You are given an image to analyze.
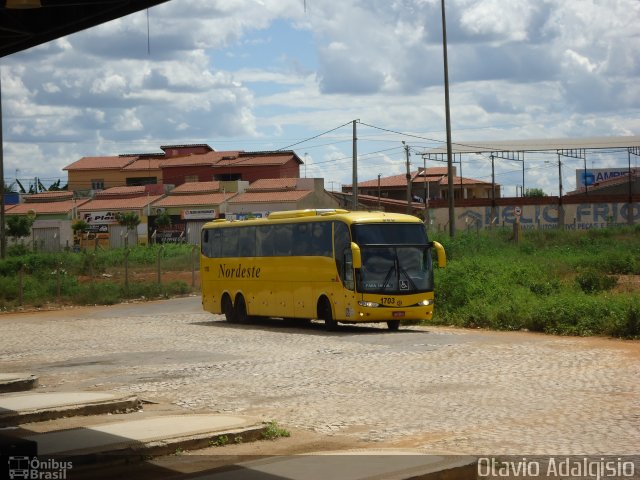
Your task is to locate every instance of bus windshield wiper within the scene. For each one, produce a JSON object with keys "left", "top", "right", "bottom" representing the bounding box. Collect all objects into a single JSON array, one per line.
[
  {"left": 398, "top": 265, "right": 417, "bottom": 291},
  {"left": 381, "top": 264, "right": 396, "bottom": 291}
]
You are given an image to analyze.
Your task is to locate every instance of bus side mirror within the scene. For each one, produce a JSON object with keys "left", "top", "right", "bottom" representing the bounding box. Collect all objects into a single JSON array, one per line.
[
  {"left": 432, "top": 241, "right": 446, "bottom": 268},
  {"left": 350, "top": 242, "right": 362, "bottom": 269}
]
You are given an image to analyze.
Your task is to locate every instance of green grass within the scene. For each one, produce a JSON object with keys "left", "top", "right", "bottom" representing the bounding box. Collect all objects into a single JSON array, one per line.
[
  {"left": 0, "top": 244, "right": 197, "bottom": 311},
  {"left": 430, "top": 225, "right": 640, "bottom": 339}
]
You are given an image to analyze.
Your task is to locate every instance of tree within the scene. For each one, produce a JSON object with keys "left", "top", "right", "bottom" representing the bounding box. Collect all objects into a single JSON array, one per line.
[
  {"left": 524, "top": 188, "right": 547, "bottom": 197},
  {"left": 71, "top": 219, "right": 89, "bottom": 235},
  {"left": 115, "top": 212, "right": 140, "bottom": 248},
  {"left": 155, "top": 210, "right": 172, "bottom": 229},
  {"left": 6, "top": 215, "right": 34, "bottom": 242},
  {"left": 2, "top": 182, "right": 16, "bottom": 193},
  {"left": 48, "top": 179, "right": 68, "bottom": 191}
]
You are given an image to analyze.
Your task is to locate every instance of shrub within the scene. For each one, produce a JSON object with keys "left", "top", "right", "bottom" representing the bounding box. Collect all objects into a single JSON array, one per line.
[{"left": 575, "top": 269, "right": 617, "bottom": 294}]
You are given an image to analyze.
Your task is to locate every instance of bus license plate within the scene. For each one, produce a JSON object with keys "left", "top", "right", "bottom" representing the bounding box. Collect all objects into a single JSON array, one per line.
[{"left": 392, "top": 311, "right": 405, "bottom": 318}]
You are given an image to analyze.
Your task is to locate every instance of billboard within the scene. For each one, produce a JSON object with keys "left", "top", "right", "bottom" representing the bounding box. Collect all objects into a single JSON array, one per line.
[{"left": 576, "top": 168, "right": 636, "bottom": 189}]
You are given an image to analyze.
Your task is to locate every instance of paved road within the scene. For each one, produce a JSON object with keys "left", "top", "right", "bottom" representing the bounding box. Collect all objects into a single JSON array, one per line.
[{"left": 1, "top": 296, "right": 638, "bottom": 455}]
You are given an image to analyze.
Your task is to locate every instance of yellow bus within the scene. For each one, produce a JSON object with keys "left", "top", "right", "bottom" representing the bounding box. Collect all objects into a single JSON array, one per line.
[{"left": 200, "top": 209, "right": 446, "bottom": 330}]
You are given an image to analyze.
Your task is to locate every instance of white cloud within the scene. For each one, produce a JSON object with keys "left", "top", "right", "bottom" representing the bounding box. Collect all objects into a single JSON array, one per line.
[{"left": 114, "top": 109, "right": 143, "bottom": 132}]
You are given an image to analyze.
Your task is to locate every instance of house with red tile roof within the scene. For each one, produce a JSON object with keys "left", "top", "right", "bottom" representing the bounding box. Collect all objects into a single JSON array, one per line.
[
  {"left": 344, "top": 167, "right": 497, "bottom": 204},
  {"left": 76, "top": 186, "right": 163, "bottom": 248},
  {"left": 63, "top": 144, "right": 303, "bottom": 194},
  {"left": 5, "top": 191, "right": 90, "bottom": 251},
  {"left": 225, "top": 178, "right": 339, "bottom": 218},
  {"left": 148, "top": 180, "right": 248, "bottom": 244}
]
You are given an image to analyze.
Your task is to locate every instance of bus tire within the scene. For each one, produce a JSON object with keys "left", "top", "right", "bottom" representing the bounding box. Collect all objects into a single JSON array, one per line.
[
  {"left": 319, "top": 298, "right": 337, "bottom": 331},
  {"left": 387, "top": 320, "right": 400, "bottom": 331},
  {"left": 234, "top": 295, "right": 248, "bottom": 324},
  {"left": 222, "top": 295, "right": 236, "bottom": 323}
]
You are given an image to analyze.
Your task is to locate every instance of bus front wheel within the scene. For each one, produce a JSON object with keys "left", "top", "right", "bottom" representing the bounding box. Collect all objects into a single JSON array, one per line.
[
  {"left": 319, "top": 299, "right": 337, "bottom": 331},
  {"left": 387, "top": 320, "right": 400, "bottom": 331}
]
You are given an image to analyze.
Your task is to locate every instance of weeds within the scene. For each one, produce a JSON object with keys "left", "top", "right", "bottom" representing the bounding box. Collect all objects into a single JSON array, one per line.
[
  {"left": 431, "top": 226, "right": 640, "bottom": 339},
  {"left": 0, "top": 244, "right": 196, "bottom": 309},
  {"left": 261, "top": 421, "right": 291, "bottom": 440}
]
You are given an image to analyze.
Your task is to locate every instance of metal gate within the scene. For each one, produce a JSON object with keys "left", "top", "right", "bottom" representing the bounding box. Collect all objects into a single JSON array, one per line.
[
  {"left": 186, "top": 221, "right": 207, "bottom": 245},
  {"left": 109, "top": 225, "right": 138, "bottom": 249},
  {"left": 33, "top": 227, "right": 61, "bottom": 252}
]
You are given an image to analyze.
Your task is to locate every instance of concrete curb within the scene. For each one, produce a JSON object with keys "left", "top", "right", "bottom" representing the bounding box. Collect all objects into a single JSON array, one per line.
[
  {"left": 0, "top": 373, "right": 38, "bottom": 394},
  {"left": 0, "top": 392, "right": 140, "bottom": 427},
  {"left": 25, "top": 414, "right": 268, "bottom": 465},
  {"left": 190, "top": 450, "right": 478, "bottom": 480}
]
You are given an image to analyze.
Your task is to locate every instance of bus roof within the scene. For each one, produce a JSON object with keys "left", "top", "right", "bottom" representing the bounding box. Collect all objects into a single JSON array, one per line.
[{"left": 203, "top": 209, "right": 424, "bottom": 228}]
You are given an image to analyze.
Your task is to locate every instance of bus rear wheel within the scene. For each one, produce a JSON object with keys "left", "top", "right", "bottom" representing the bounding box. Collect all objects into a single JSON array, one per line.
[
  {"left": 222, "top": 296, "right": 236, "bottom": 323},
  {"left": 319, "top": 299, "right": 337, "bottom": 331},
  {"left": 386, "top": 320, "right": 400, "bottom": 331},
  {"left": 234, "top": 295, "right": 248, "bottom": 324}
]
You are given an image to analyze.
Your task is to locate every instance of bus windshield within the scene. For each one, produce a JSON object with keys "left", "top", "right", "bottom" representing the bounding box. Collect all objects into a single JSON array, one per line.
[{"left": 352, "top": 223, "right": 433, "bottom": 294}]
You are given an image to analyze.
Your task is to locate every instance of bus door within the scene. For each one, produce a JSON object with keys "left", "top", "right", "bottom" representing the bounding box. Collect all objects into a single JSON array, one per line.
[{"left": 332, "top": 221, "right": 356, "bottom": 321}]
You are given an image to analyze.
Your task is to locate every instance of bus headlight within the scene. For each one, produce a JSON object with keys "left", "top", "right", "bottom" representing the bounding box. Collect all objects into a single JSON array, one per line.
[
  {"left": 358, "top": 301, "right": 380, "bottom": 308},
  {"left": 417, "top": 299, "right": 433, "bottom": 306}
]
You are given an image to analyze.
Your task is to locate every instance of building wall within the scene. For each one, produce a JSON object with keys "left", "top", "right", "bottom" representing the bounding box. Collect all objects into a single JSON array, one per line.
[
  {"left": 67, "top": 170, "right": 130, "bottom": 192},
  {"left": 160, "top": 159, "right": 300, "bottom": 186},
  {"left": 428, "top": 200, "right": 640, "bottom": 232}
]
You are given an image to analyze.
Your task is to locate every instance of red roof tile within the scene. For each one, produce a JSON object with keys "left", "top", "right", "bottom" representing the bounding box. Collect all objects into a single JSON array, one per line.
[
  {"left": 440, "top": 176, "right": 490, "bottom": 186},
  {"left": 63, "top": 156, "right": 135, "bottom": 171},
  {"left": 228, "top": 153, "right": 296, "bottom": 167},
  {"left": 95, "top": 186, "right": 146, "bottom": 197},
  {"left": 169, "top": 181, "right": 221, "bottom": 194},
  {"left": 356, "top": 172, "right": 411, "bottom": 188},
  {"left": 152, "top": 192, "right": 232, "bottom": 207},
  {"left": 121, "top": 158, "right": 165, "bottom": 170},
  {"left": 160, "top": 151, "right": 241, "bottom": 168},
  {"left": 7, "top": 199, "right": 90, "bottom": 215},
  {"left": 23, "top": 191, "right": 73, "bottom": 202},
  {"left": 229, "top": 191, "right": 311, "bottom": 203},
  {"left": 78, "top": 195, "right": 163, "bottom": 211},
  {"left": 247, "top": 178, "right": 298, "bottom": 191}
]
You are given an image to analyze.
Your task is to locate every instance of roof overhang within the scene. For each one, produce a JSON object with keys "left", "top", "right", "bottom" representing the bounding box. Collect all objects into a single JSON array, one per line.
[
  {"left": 0, "top": 0, "right": 170, "bottom": 58},
  {"left": 423, "top": 136, "right": 640, "bottom": 156}
]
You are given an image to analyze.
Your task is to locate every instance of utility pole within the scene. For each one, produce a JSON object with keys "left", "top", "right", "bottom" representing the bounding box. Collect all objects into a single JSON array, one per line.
[
  {"left": 558, "top": 155, "right": 564, "bottom": 229},
  {"left": 377, "top": 174, "right": 381, "bottom": 209},
  {"left": 441, "top": 0, "right": 455, "bottom": 237},
  {"left": 491, "top": 154, "right": 496, "bottom": 227},
  {"left": 352, "top": 120, "right": 358, "bottom": 210},
  {"left": 404, "top": 142, "right": 411, "bottom": 213},
  {"left": 0, "top": 72, "right": 4, "bottom": 259}
]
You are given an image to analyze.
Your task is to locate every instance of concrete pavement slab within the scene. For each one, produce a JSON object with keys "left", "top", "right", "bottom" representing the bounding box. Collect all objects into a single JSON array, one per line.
[
  {"left": 0, "top": 372, "right": 38, "bottom": 393},
  {"left": 0, "top": 391, "right": 139, "bottom": 426},
  {"left": 191, "top": 450, "right": 478, "bottom": 480},
  {"left": 27, "top": 414, "right": 266, "bottom": 457}
]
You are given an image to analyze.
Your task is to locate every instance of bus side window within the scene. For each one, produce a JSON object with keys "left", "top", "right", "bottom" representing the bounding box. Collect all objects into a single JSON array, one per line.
[
  {"left": 257, "top": 225, "right": 274, "bottom": 256},
  {"left": 311, "top": 222, "right": 331, "bottom": 256},
  {"left": 293, "top": 223, "right": 310, "bottom": 256},
  {"left": 238, "top": 226, "right": 256, "bottom": 257},
  {"left": 221, "top": 228, "right": 239, "bottom": 257},
  {"left": 273, "top": 224, "right": 292, "bottom": 256}
]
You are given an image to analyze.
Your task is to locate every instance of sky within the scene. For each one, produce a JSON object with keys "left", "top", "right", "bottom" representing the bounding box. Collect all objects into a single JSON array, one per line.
[{"left": 2, "top": 0, "right": 640, "bottom": 197}]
